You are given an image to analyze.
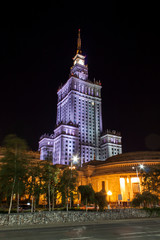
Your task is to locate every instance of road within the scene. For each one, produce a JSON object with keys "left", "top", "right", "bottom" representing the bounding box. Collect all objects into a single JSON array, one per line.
[{"left": 0, "top": 218, "right": 160, "bottom": 239}]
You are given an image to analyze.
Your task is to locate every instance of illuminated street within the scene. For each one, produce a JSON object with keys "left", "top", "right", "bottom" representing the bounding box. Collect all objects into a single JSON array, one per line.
[{"left": 1, "top": 218, "right": 160, "bottom": 240}]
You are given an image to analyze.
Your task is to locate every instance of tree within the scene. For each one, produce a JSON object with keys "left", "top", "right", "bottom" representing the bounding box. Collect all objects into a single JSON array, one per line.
[
  {"left": 78, "top": 184, "right": 95, "bottom": 211},
  {"left": 95, "top": 191, "right": 108, "bottom": 211},
  {"left": 42, "top": 160, "right": 60, "bottom": 211},
  {"left": 131, "top": 191, "right": 159, "bottom": 208},
  {"left": 27, "top": 160, "right": 44, "bottom": 212},
  {"left": 50, "top": 165, "right": 60, "bottom": 211},
  {"left": 0, "top": 134, "right": 29, "bottom": 214},
  {"left": 142, "top": 165, "right": 160, "bottom": 194},
  {"left": 58, "top": 168, "right": 78, "bottom": 211}
]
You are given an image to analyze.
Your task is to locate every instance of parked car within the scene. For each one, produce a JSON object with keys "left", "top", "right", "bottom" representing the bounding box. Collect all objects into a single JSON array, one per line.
[{"left": 19, "top": 204, "right": 31, "bottom": 210}]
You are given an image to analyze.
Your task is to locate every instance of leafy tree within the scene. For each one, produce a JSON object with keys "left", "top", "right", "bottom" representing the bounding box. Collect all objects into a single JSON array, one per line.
[
  {"left": 42, "top": 159, "right": 60, "bottom": 211},
  {"left": 78, "top": 184, "right": 95, "bottom": 211},
  {"left": 58, "top": 168, "right": 78, "bottom": 211},
  {"left": 0, "top": 134, "right": 29, "bottom": 213},
  {"left": 142, "top": 165, "right": 160, "bottom": 194},
  {"left": 27, "top": 160, "right": 44, "bottom": 212},
  {"left": 131, "top": 193, "right": 143, "bottom": 207},
  {"left": 50, "top": 165, "right": 60, "bottom": 211},
  {"left": 95, "top": 191, "right": 108, "bottom": 211},
  {"left": 131, "top": 191, "right": 159, "bottom": 208}
]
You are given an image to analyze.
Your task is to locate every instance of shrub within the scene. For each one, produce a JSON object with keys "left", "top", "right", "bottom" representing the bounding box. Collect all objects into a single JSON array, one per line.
[
  {"left": 131, "top": 191, "right": 159, "bottom": 208},
  {"left": 95, "top": 191, "right": 108, "bottom": 211}
]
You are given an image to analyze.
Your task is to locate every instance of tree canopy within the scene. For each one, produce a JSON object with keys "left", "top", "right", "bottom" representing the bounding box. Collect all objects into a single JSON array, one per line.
[
  {"left": 95, "top": 191, "right": 108, "bottom": 211},
  {"left": 142, "top": 165, "right": 160, "bottom": 194},
  {"left": 58, "top": 167, "right": 78, "bottom": 210},
  {"left": 78, "top": 184, "right": 95, "bottom": 211},
  {"left": 0, "top": 134, "right": 29, "bottom": 213}
]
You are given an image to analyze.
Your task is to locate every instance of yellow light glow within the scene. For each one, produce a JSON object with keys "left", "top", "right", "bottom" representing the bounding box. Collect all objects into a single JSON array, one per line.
[
  {"left": 131, "top": 177, "right": 140, "bottom": 183},
  {"left": 127, "top": 178, "right": 129, "bottom": 183},
  {"left": 107, "top": 190, "right": 112, "bottom": 196},
  {"left": 69, "top": 166, "right": 75, "bottom": 170}
]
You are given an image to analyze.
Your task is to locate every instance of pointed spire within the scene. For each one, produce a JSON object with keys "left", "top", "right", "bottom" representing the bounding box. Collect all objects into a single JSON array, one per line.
[{"left": 77, "top": 29, "right": 82, "bottom": 54}]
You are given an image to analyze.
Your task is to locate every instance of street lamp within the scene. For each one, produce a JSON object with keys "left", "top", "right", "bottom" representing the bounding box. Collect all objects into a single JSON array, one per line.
[
  {"left": 132, "top": 164, "right": 144, "bottom": 178},
  {"left": 68, "top": 155, "right": 79, "bottom": 210},
  {"left": 69, "top": 155, "right": 79, "bottom": 170},
  {"left": 139, "top": 164, "right": 144, "bottom": 170},
  {"left": 73, "top": 155, "right": 78, "bottom": 163},
  {"left": 132, "top": 164, "right": 144, "bottom": 192}
]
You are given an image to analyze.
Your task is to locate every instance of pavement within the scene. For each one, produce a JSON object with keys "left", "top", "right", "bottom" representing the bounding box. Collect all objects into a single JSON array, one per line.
[
  {"left": 0, "top": 217, "right": 159, "bottom": 231},
  {"left": 0, "top": 218, "right": 160, "bottom": 239}
]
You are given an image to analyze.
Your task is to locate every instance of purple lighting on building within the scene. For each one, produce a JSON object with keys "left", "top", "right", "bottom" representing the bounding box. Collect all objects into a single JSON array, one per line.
[{"left": 39, "top": 31, "right": 122, "bottom": 165}]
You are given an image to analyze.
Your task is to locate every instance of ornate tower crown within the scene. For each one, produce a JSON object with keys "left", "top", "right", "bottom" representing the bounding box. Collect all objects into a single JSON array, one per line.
[
  {"left": 73, "top": 29, "right": 85, "bottom": 66},
  {"left": 71, "top": 29, "right": 88, "bottom": 81}
]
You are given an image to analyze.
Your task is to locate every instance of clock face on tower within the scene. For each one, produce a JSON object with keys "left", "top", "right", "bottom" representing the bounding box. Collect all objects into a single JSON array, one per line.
[
  {"left": 77, "top": 58, "right": 84, "bottom": 65},
  {"left": 74, "top": 57, "right": 84, "bottom": 66}
]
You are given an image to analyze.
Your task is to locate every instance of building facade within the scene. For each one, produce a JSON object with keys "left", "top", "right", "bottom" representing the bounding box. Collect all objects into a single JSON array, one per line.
[
  {"left": 39, "top": 30, "right": 122, "bottom": 165},
  {"left": 78, "top": 151, "right": 160, "bottom": 204}
]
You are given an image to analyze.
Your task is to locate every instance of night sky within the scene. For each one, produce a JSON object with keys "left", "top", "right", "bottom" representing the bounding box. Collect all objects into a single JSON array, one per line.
[{"left": 0, "top": 2, "right": 160, "bottom": 153}]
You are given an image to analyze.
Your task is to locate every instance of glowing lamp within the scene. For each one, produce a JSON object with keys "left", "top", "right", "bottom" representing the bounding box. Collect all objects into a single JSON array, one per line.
[
  {"left": 73, "top": 155, "right": 78, "bottom": 163},
  {"left": 69, "top": 166, "right": 75, "bottom": 170},
  {"left": 139, "top": 164, "right": 144, "bottom": 169},
  {"left": 107, "top": 190, "right": 112, "bottom": 196}
]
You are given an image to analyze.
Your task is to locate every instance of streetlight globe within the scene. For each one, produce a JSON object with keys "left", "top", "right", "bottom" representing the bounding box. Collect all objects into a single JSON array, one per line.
[
  {"left": 73, "top": 155, "right": 78, "bottom": 163},
  {"left": 139, "top": 164, "right": 144, "bottom": 169},
  {"left": 107, "top": 190, "right": 112, "bottom": 196}
]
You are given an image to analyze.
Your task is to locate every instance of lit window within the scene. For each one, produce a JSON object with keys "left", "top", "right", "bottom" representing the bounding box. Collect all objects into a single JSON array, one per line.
[
  {"left": 131, "top": 177, "right": 140, "bottom": 183},
  {"left": 120, "top": 178, "right": 125, "bottom": 193}
]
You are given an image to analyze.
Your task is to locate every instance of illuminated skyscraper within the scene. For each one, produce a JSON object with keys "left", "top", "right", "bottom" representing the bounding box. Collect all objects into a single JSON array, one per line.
[{"left": 39, "top": 30, "right": 122, "bottom": 164}]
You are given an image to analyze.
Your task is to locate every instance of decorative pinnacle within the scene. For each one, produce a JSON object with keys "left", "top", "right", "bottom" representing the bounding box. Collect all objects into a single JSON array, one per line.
[{"left": 77, "top": 29, "right": 82, "bottom": 53}]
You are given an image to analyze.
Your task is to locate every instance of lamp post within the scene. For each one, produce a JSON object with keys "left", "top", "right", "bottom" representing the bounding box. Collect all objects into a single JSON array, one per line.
[
  {"left": 132, "top": 164, "right": 144, "bottom": 192},
  {"left": 68, "top": 155, "right": 79, "bottom": 209},
  {"left": 132, "top": 164, "right": 144, "bottom": 177},
  {"left": 69, "top": 155, "right": 78, "bottom": 175}
]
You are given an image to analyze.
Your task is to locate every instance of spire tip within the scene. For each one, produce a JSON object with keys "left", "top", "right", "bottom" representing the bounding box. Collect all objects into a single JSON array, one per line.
[{"left": 77, "top": 29, "right": 81, "bottom": 53}]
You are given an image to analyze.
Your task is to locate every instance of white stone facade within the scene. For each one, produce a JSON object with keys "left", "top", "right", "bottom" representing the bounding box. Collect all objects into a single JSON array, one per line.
[
  {"left": 39, "top": 30, "right": 122, "bottom": 164},
  {"left": 101, "top": 130, "right": 122, "bottom": 160}
]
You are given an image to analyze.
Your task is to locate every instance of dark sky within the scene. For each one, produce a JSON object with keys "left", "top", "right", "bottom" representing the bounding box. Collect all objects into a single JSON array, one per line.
[{"left": 0, "top": 2, "right": 160, "bottom": 153}]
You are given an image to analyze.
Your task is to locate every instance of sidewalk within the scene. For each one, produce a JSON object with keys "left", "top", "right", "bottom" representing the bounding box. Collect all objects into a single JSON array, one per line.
[{"left": 0, "top": 217, "right": 160, "bottom": 231}]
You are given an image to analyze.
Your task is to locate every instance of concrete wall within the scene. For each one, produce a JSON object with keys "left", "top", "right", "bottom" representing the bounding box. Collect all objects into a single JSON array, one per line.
[{"left": 0, "top": 209, "right": 159, "bottom": 226}]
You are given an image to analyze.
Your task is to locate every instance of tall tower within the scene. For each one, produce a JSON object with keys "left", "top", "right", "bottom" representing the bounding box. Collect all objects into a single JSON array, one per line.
[
  {"left": 39, "top": 30, "right": 122, "bottom": 164},
  {"left": 55, "top": 29, "right": 102, "bottom": 164}
]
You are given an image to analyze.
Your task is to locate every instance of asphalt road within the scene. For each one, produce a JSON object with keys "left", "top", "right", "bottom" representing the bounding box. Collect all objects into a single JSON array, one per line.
[{"left": 1, "top": 218, "right": 160, "bottom": 240}]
